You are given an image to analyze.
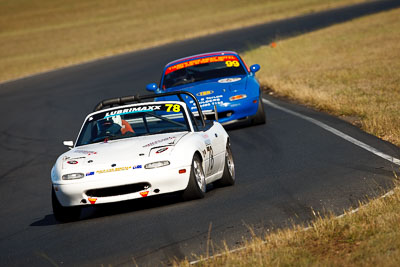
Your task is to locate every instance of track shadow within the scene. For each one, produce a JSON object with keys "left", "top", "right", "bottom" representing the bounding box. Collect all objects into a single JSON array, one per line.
[
  {"left": 30, "top": 193, "right": 183, "bottom": 226},
  {"left": 31, "top": 184, "right": 218, "bottom": 226},
  {"left": 31, "top": 214, "right": 59, "bottom": 226}
]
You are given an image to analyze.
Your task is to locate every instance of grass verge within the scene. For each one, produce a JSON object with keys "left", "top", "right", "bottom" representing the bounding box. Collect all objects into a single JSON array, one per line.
[
  {"left": 177, "top": 184, "right": 400, "bottom": 266},
  {"left": 0, "top": 0, "right": 365, "bottom": 83},
  {"left": 243, "top": 7, "right": 400, "bottom": 146},
  {"left": 175, "top": 7, "right": 400, "bottom": 267}
]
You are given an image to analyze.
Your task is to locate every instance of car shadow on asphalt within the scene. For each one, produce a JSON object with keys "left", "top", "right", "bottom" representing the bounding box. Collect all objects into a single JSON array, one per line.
[
  {"left": 223, "top": 119, "right": 266, "bottom": 132},
  {"left": 31, "top": 184, "right": 217, "bottom": 226}
]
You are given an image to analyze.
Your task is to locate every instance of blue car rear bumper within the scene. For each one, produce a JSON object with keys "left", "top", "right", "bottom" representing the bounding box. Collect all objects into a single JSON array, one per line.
[{"left": 196, "top": 96, "right": 259, "bottom": 124}]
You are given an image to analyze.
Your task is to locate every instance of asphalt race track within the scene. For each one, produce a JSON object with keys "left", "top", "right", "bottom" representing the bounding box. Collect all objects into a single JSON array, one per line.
[{"left": 1, "top": 1, "right": 400, "bottom": 266}]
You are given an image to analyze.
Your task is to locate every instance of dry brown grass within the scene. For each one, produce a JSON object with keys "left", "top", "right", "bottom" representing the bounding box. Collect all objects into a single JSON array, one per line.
[
  {"left": 176, "top": 184, "right": 400, "bottom": 266},
  {"left": 172, "top": 8, "right": 400, "bottom": 267},
  {"left": 243, "top": 8, "right": 400, "bottom": 146},
  {"left": 0, "top": 0, "right": 365, "bottom": 82}
]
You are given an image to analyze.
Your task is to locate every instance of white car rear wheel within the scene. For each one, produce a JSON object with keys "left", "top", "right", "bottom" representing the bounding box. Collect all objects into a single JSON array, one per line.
[{"left": 215, "top": 142, "right": 235, "bottom": 186}]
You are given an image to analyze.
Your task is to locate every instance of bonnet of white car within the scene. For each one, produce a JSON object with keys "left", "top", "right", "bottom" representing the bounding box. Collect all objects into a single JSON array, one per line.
[{"left": 61, "top": 132, "right": 188, "bottom": 169}]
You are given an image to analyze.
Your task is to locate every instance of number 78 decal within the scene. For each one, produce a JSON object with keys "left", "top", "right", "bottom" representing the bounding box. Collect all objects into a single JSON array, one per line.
[{"left": 165, "top": 104, "right": 181, "bottom": 112}]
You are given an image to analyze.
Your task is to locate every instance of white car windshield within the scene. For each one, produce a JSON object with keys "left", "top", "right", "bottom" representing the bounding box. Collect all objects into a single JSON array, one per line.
[{"left": 76, "top": 103, "right": 190, "bottom": 146}]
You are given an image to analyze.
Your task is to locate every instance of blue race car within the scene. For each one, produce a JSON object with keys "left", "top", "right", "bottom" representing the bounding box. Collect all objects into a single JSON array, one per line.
[{"left": 146, "top": 51, "right": 265, "bottom": 126}]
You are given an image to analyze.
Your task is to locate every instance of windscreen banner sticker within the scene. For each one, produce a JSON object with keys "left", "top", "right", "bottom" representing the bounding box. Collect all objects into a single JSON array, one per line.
[
  {"left": 104, "top": 105, "right": 161, "bottom": 118},
  {"left": 165, "top": 55, "right": 240, "bottom": 75}
]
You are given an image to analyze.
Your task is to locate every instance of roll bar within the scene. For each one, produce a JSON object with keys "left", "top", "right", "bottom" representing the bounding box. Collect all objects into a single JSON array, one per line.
[{"left": 93, "top": 91, "right": 206, "bottom": 127}]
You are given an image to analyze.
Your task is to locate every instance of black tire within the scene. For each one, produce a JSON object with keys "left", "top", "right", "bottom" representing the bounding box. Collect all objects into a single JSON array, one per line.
[
  {"left": 182, "top": 154, "right": 206, "bottom": 200},
  {"left": 215, "top": 142, "right": 235, "bottom": 186},
  {"left": 52, "top": 187, "right": 81, "bottom": 222},
  {"left": 252, "top": 97, "right": 266, "bottom": 125}
]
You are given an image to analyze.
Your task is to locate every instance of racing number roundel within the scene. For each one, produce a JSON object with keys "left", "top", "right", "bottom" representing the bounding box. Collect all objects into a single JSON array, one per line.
[{"left": 225, "top": 60, "right": 240, "bottom": 67}]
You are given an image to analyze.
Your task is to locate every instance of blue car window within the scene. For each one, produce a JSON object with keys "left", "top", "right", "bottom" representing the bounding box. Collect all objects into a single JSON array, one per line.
[{"left": 162, "top": 56, "right": 246, "bottom": 89}]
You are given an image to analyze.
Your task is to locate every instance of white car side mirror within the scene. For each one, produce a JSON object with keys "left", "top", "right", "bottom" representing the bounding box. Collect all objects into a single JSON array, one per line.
[{"left": 63, "top": 141, "right": 74, "bottom": 149}]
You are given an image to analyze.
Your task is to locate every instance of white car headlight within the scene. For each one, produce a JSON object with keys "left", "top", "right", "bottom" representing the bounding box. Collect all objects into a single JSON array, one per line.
[
  {"left": 62, "top": 173, "right": 84, "bottom": 180},
  {"left": 144, "top": 161, "right": 170, "bottom": 169}
]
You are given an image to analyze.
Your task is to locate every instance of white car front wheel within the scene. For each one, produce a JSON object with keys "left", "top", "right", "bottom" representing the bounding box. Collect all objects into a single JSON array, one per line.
[
  {"left": 52, "top": 187, "right": 81, "bottom": 222},
  {"left": 182, "top": 154, "right": 206, "bottom": 200}
]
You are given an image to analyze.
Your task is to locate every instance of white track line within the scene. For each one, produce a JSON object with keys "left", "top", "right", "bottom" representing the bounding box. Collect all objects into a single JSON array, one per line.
[
  {"left": 262, "top": 98, "right": 400, "bottom": 166},
  {"left": 189, "top": 99, "right": 400, "bottom": 265}
]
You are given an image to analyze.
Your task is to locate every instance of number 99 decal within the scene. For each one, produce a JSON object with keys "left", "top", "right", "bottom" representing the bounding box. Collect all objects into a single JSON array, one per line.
[{"left": 225, "top": 60, "right": 240, "bottom": 67}]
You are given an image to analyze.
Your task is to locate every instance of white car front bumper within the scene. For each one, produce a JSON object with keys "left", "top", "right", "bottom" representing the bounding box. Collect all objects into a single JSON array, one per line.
[{"left": 53, "top": 165, "right": 191, "bottom": 207}]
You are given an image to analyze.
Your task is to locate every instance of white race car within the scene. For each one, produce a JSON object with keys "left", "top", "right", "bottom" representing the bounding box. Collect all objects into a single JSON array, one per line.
[{"left": 51, "top": 92, "right": 235, "bottom": 221}]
